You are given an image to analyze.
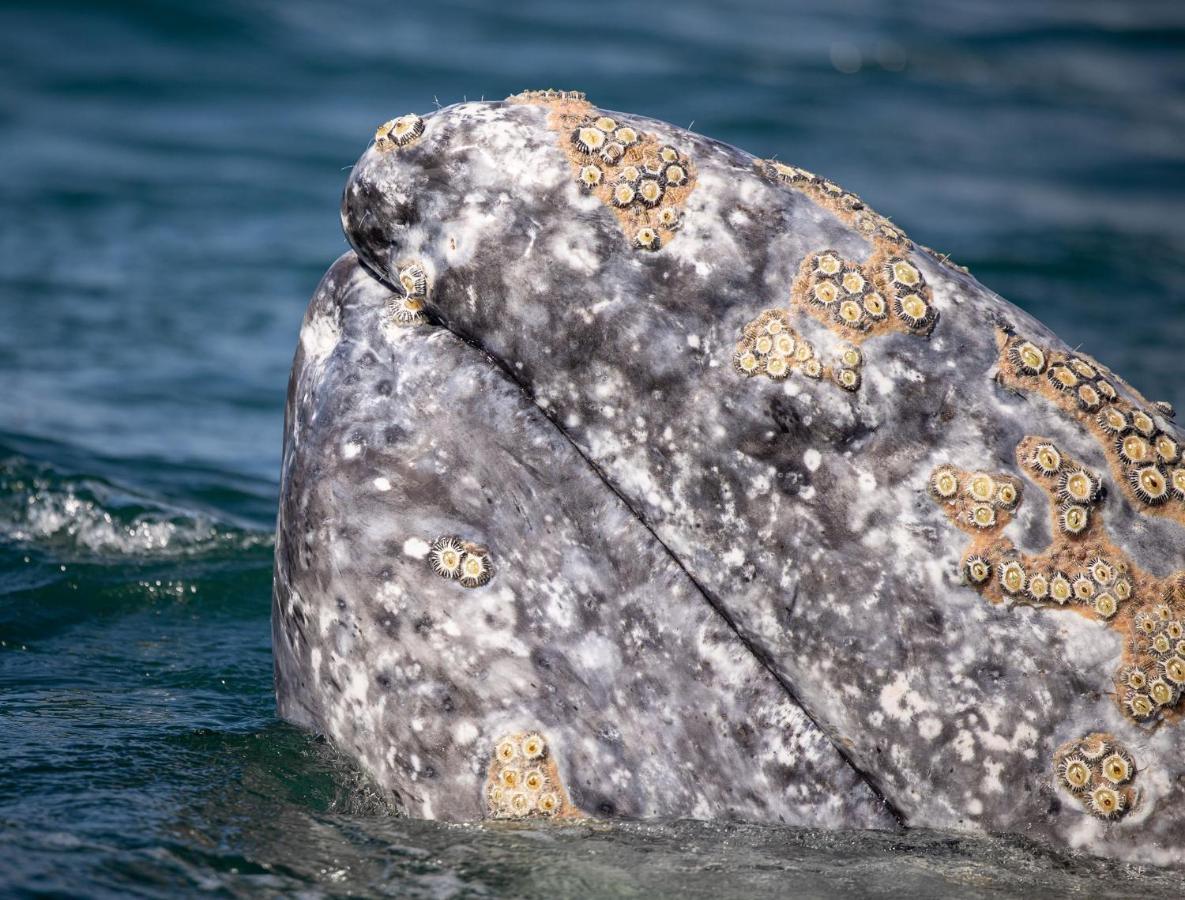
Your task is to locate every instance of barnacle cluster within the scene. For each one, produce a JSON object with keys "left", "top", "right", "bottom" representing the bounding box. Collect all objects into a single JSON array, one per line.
[
  {"left": 789, "top": 247, "right": 936, "bottom": 343},
  {"left": 733, "top": 309, "right": 820, "bottom": 382},
  {"left": 506, "top": 88, "right": 588, "bottom": 104},
  {"left": 1053, "top": 733, "right": 1137, "bottom": 821},
  {"left": 544, "top": 98, "right": 695, "bottom": 251},
  {"left": 485, "top": 731, "right": 569, "bottom": 820},
  {"left": 930, "top": 437, "right": 1185, "bottom": 724},
  {"left": 428, "top": 535, "right": 494, "bottom": 588},
  {"left": 385, "top": 262, "right": 430, "bottom": 327},
  {"left": 999, "top": 332, "right": 1185, "bottom": 522},
  {"left": 374, "top": 114, "right": 425, "bottom": 151}
]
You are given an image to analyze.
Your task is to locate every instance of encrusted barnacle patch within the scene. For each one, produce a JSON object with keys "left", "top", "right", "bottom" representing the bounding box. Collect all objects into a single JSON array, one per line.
[
  {"left": 1053, "top": 734, "right": 1137, "bottom": 821},
  {"left": 790, "top": 249, "right": 938, "bottom": 344},
  {"left": 930, "top": 436, "right": 1185, "bottom": 724},
  {"left": 385, "top": 262, "right": 430, "bottom": 327},
  {"left": 998, "top": 331, "right": 1185, "bottom": 525},
  {"left": 732, "top": 309, "right": 866, "bottom": 393},
  {"left": 544, "top": 97, "right": 695, "bottom": 251},
  {"left": 374, "top": 114, "right": 425, "bottom": 151},
  {"left": 505, "top": 88, "right": 588, "bottom": 105},
  {"left": 428, "top": 535, "right": 494, "bottom": 588},
  {"left": 485, "top": 731, "right": 573, "bottom": 820}
]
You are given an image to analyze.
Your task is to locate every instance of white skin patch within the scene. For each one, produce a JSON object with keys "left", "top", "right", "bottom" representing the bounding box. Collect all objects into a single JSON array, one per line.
[
  {"left": 804, "top": 449, "right": 822, "bottom": 472},
  {"left": 402, "top": 537, "right": 430, "bottom": 559},
  {"left": 373, "top": 477, "right": 392, "bottom": 491},
  {"left": 300, "top": 313, "right": 341, "bottom": 361}
]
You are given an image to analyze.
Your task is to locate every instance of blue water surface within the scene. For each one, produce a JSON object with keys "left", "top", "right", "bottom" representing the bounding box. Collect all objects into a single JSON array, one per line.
[{"left": 2, "top": 1, "right": 1184, "bottom": 896}]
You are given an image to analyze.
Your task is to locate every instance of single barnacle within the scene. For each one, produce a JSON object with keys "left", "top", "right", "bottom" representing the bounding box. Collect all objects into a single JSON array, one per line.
[
  {"left": 802, "top": 358, "right": 823, "bottom": 379},
  {"left": 1134, "top": 611, "right": 1158, "bottom": 634},
  {"left": 1120, "top": 666, "right": 1148, "bottom": 691},
  {"left": 971, "top": 504, "right": 997, "bottom": 529},
  {"left": 1154, "top": 433, "right": 1180, "bottom": 464},
  {"left": 537, "top": 792, "right": 560, "bottom": 815},
  {"left": 1046, "top": 365, "right": 1079, "bottom": 393},
  {"left": 599, "top": 141, "right": 625, "bottom": 165},
  {"left": 1096, "top": 380, "right": 1118, "bottom": 402},
  {"left": 1149, "top": 677, "right": 1176, "bottom": 706},
  {"left": 886, "top": 258, "right": 922, "bottom": 288},
  {"left": 618, "top": 165, "right": 641, "bottom": 184},
  {"left": 663, "top": 164, "right": 688, "bottom": 187},
  {"left": 1097, "top": 408, "right": 1128, "bottom": 434},
  {"left": 659, "top": 145, "right": 680, "bottom": 164},
  {"left": 1058, "top": 755, "right": 1092, "bottom": 792},
  {"left": 840, "top": 345, "right": 862, "bottom": 368},
  {"left": 614, "top": 126, "right": 639, "bottom": 147},
  {"left": 754, "top": 334, "right": 774, "bottom": 355},
  {"left": 793, "top": 343, "right": 814, "bottom": 363},
  {"left": 812, "top": 281, "right": 840, "bottom": 306},
  {"left": 572, "top": 125, "right": 607, "bottom": 154},
  {"left": 841, "top": 269, "right": 866, "bottom": 295},
  {"left": 460, "top": 549, "right": 494, "bottom": 588},
  {"left": 1151, "top": 632, "right": 1173, "bottom": 656},
  {"left": 1126, "top": 692, "right": 1155, "bottom": 720},
  {"left": 578, "top": 164, "right": 603, "bottom": 190},
  {"left": 657, "top": 207, "right": 682, "bottom": 230},
  {"left": 1049, "top": 573, "right": 1073, "bottom": 604},
  {"left": 1059, "top": 468, "right": 1098, "bottom": 505},
  {"left": 375, "top": 114, "right": 425, "bottom": 150},
  {"left": 1178, "top": 639, "right": 1185, "bottom": 657},
  {"left": 772, "top": 332, "right": 796, "bottom": 357},
  {"left": 1130, "top": 465, "right": 1169, "bottom": 505},
  {"left": 1155, "top": 602, "right": 1173, "bottom": 622},
  {"left": 968, "top": 473, "right": 996, "bottom": 503},
  {"left": 894, "top": 292, "right": 935, "bottom": 331},
  {"left": 509, "top": 791, "right": 533, "bottom": 816},
  {"left": 1163, "top": 656, "right": 1185, "bottom": 685},
  {"left": 964, "top": 555, "right": 992, "bottom": 584},
  {"left": 1069, "top": 358, "right": 1098, "bottom": 380},
  {"left": 1030, "top": 443, "right": 1063, "bottom": 476},
  {"left": 1131, "top": 409, "right": 1156, "bottom": 436},
  {"left": 1077, "top": 384, "right": 1101, "bottom": 412},
  {"left": 1059, "top": 504, "right": 1090, "bottom": 535},
  {"left": 1094, "top": 593, "right": 1118, "bottom": 619},
  {"left": 1169, "top": 621, "right": 1185, "bottom": 640},
  {"left": 634, "top": 227, "right": 661, "bottom": 251},
  {"left": 815, "top": 252, "right": 842, "bottom": 277},
  {"left": 497, "top": 738, "right": 519, "bottom": 764},
  {"left": 637, "top": 177, "right": 664, "bottom": 207},
  {"left": 523, "top": 769, "right": 546, "bottom": 792},
  {"left": 1113, "top": 577, "right": 1132, "bottom": 601},
  {"left": 1101, "top": 751, "right": 1133, "bottom": 786},
  {"left": 862, "top": 292, "right": 888, "bottom": 320},
  {"left": 765, "top": 354, "right": 790, "bottom": 381},
  {"left": 999, "top": 560, "right": 1027, "bottom": 595},
  {"left": 1154, "top": 400, "right": 1176, "bottom": 418},
  {"left": 521, "top": 733, "right": 546, "bottom": 760},
  {"left": 1077, "top": 735, "right": 1108, "bottom": 760},
  {"left": 1171, "top": 468, "right": 1185, "bottom": 499},
  {"left": 1088, "top": 558, "right": 1114, "bottom": 586},
  {"left": 642, "top": 156, "right": 665, "bottom": 177},
  {"left": 1088, "top": 786, "right": 1125, "bottom": 819},
  {"left": 1009, "top": 341, "right": 1047, "bottom": 376},
  {"left": 1119, "top": 433, "right": 1152, "bottom": 465},
  {"left": 836, "top": 299, "right": 867, "bottom": 330},
  {"left": 594, "top": 116, "right": 617, "bottom": 132},
  {"left": 1027, "top": 573, "right": 1050, "bottom": 602},
  {"left": 930, "top": 467, "right": 960, "bottom": 500},
  {"left": 500, "top": 767, "right": 521, "bottom": 789},
  {"left": 1072, "top": 574, "right": 1096, "bottom": 602},
  {"left": 612, "top": 182, "right": 637, "bottom": 207},
  {"left": 835, "top": 368, "right": 861, "bottom": 392},
  {"left": 428, "top": 536, "right": 465, "bottom": 579},
  {"left": 398, "top": 264, "right": 428, "bottom": 297},
  {"left": 387, "top": 294, "right": 426, "bottom": 326}
]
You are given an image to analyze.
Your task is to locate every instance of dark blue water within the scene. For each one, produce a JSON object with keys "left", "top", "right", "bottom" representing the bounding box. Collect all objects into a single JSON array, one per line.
[{"left": 2, "top": 1, "right": 1184, "bottom": 896}]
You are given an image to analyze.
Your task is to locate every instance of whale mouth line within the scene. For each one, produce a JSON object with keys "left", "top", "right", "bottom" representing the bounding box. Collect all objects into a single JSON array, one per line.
[{"left": 364, "top": 267, "right": 907, "bottom": 827}]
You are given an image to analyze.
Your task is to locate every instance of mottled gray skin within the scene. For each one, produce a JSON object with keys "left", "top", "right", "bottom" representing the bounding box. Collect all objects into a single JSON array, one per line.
[{"left": 276, "top": 99, "right": 1185, "bottom": 863}]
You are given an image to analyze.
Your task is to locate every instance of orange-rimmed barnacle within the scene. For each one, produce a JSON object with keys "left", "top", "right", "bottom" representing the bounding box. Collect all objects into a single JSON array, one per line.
[
  {"left": 753, "top": 333, "right": 775, "bottom": 355},
  {"left": 836, "top": 299, "right": 869, "bottom": 331},
  {"left": 487, "top": 784, "right": 505, "bottom": 810},
  {"left": 734, "top": 347, "right": 760, "bottom": 378},
  {"left": 612, "top": 182, "right": 637, "bottom": 208},
  {"left": 636, "top": 177, "right": 665, "bottom": 207},
  {"left": 996, "top": 481, "right": 1020, "bottom": 509},
  {"left": 1077, "top": 384, "right": 1102, "bottom": 412},
  {"left": 1097, "top": 407, "right": 1128, "bottom": 434},
  {"left": 813, "top": 252, "right": 843, "bottom": 277},
  {"left": 657, "top": 207, "right": 682, "bottom": 231},
  {"left": 1101, "top": 750, "right": 1134, "bottom": 785},
  {"left": 578, "top": 164, "right": 603, "bottom": 191},
  {"left": 1059, "top": 504, "right": 1090, "bottom": 536},
  {"left": 1114, "top": 577, "right": 1133, "bottom": 602},
  {"left": 1118, "top": 433, "right": 1152, "bottom": 465},
  {"left": 1149, "top": 677, "right": 1177, "bottom": 707},
  {"left": 398, "top": 264, "right": 428, "bottom": 297},
  {"left": 886, "top": 257, "right": 923, "bottom": 289},
  {"left": 1172, "top": 468, "right": 1185, "bottom": 499},
  {"left": 459, "top": 548, "right": 494, "bottom": 588},
  {"left": 663, "top": 163, "right": 688, "bottom": 187},
  {"left": 964, "top": 555, "right": 992, "bottom": 585},
  {"left": 614, "top": 126, "right": 639, "bottom": 147},
  {"left": 971, "top": 504, "right": 997, "bottom": 529},
  {"left": 968, "top": 473, "right": 996, "bottom": 504},
  {"left": 1096, "top": 380, "right": 1118, "bottom": 402},
  {"left": 793, "top": 343, "right": 814, "bottom": 363},
  {"left": 1088, "top": 786, "right": 1125, "bottom": 819},
  {"left": 1134, "top": 610, "right": 1158, "bottom": 635},
  {"left": 840, "top": 345, "right": 862, "bottom": 369},
  {"left": 509, "top": 791, "right": 534, "bottom": 817},
  {"left": 523, "top": 769, "right": 546, "bottom": 792},
  {"left": 1058, "top": 755, "right": 1092, "bottom": 793},
  {"left": 593, "top": 116, "right": 618, "bottom": 132},
  {"left": 1088, "top": 558, "right": 1115, "bottom": 586},
  {"left": 1119, "top": 665, "right": 1149, "bottom": 692},
  {"left": 1168, "top": 621, "right": 1185, "bottom": 640},
  {"left": 520, "top": 733, "right": 546, "bottom": 760},
  {"left": 1028, "top": 573, "right": 1050, "bottom": 602},
  {"left": 835, "top": 367, "right": 861, "bottom": 392},
  {"left": 1077, "top": 734, "right": 1109, "bottom": 760},
  {"left": 634, "top": 227, "right": 661, "bottom": 252},
  {"left": 387, "top": 294, "right": 427, "bottom": 326},
  {"left": 618, "top": 165, "right": 641, "bottom": 185},
  {"left": 1094, "top": 593, "right": 1118, "bottom": 619},
  {"left": 374, "top": 114, "right": 425, "bottom": 150},
  {"left": 1069, "top": 358, "right": 1098, "bottom": 380},
  {"left": 1030, "top": 443, "right": 1063, "bottom": 476},
  {"left": 572, "top": 124, "right": 607, "bottom": 155},
  {"left": 1151, "top": 632, "right": 1173, "bottom": 657},
  {"left": 772, "top": 331, "right": 797, "bottom": 357},
  {"left": 1049, "top": 572, "right": 1073, "bottom": 604},
  {"left": 862, "top": 292, "right": 888, "bottom": 320},
  {"left": 599, "top": 141, "right": 625, "bottom": 165},
  {"left": 1163, "top": 656, "right": 1185, "bottom": 686},
  {"left": 1009, "top": 341, "right": 1047, "bottom": 376},
  {"left": 811, "top": 280, "right": 840, "bottom": 307},
  {"left": 499, "top": 767, "right": 521, "bottom": 790},
  {"left": 929, "top": 467, "right": 961, "bottom": 501},
  {"left": 1126, "top": 691, "right": 1155, "bottom": 720},
  {"left": 1059, "top": 468, "right": 1099, "bottom": 505},
  {"left": 999, "top": 560, "right": 1027, "bottom": 595},
  {"left": 428, "top": 536, "right": 465, "bottom": 579},
  {"left": 765, "top": 354, "right": 791, "bottom": 381},
  {"left": 1046, "top": 365, "right": 1079, "bottom": 393},
  {"left": 496, "top": 737, "right": 519, "bottom": 764},
  {"left": 659, "top": 145, "right": 680, "bottom": 164},
  {"left": 1154, "top": 602, "right": 1173, "bottom": 622},
  {"left": 840, "top": 268, "right": 866, "bottom": 295},
  {"left": 1072, "top": 574, "right": 1096, "bottom": 602},
  {"left": 1154, "top": 433, "right": 1181, "bottom": 464},
  {"left": 1131, "top": 409, "right": 1156, "bottom": 437},
  {"left": 894, "top": 293, "right": 936, "bottom": 332},
  {"left": 537, "top": 792, "right": 560, "bottom": 816},
  {"left": 802, "top": 358, "right": 824, "bottom": 379},
  {"left": 1130, "top": 465, "right": 1170, "bottom": 505}
]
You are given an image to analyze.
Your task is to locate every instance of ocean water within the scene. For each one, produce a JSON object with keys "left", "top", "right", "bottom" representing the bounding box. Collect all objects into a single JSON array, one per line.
[{"left": 2, "top": 0, "right": 1184, "bottom": 895}]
